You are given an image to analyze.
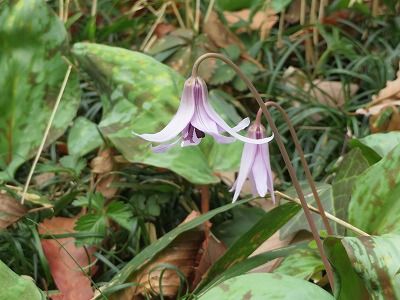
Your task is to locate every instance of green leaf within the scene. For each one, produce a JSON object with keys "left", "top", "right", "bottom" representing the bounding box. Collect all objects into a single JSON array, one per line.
[
  {"left": 331, "top": 148, "right": 369, "bottom": 225},
  {"left": 198, "top": 273, "right": 334, "bottom": 299},
  {"left": 195, "top": 203, "right": 300, "bottom": 293},
  {"left": 274, "top": 247, "right": 324, "bottom": 280},
  {"left": 348, "top": 144, "right": 400, "bottom": 234},
  {"left": 325, "top": 235, "right": 400, "bottom": 299},
  {"left": 74, "top": 213, "right": 107, "bottom": 245},
  {"left": 68, "top": 117, "right": 103, "bottom": 157},
  {"left": 348, "top": 139, "right": 381, "bottom": 165},
  {"left": 280, "top": 182, "right": 337, "bottom": 238},
  {"left": 100, "top": 198, "right": 254, "bottom": 296},
  {"left": 0, "top": 0, "right": 80, "bottom": 179},
  {"left": 72, "top": 42, "right": 243, "bottom": 185},
  {"left": 0, "top": 260, "right": 45, "bottom": 300},
  {"left": 106, "top": 201, "right": 134, "bottom": 231},
  {"left": 59, "top": 155, "right": 86, "bottom": 176},
  {"left": 356, "top": 132, "right": 400, "bottom": 158},
  {"left": 210, "top": 64, "right": 236, "bottom": 85},
  {"left": 214, "top": 206, "right": 266, "bottom": 246},
  {"left": 271, "top": 0, "right": 293, "bottom": 13}
]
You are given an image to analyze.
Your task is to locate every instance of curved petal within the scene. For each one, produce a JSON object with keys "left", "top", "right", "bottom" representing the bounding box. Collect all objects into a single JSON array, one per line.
[
  {"left": 261, "top": 143, "right": 275, "bottom": 202},
  {"left": 151, "top": 138, "right": 181, "bottom": 153},
  {"left": 251, "top": 146, "right": 268, "bottom": 197},
  {"left": 231, "top": 117, "right": 250, "bottom": 132},
  {"left": 198, "top": 78, "right": 274, "bottom": 144},
  {"left": 132, "top": 79, "right": 195, "bottom": 143},
  {"left": 232, "top": 143, "right": 257, "bottom": 202}
]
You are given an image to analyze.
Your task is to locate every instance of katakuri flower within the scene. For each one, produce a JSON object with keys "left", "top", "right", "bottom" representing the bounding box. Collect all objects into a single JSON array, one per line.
[
  {"left": 133, "top": 76, "right": 274, "bottom": 152},
  {"left": 231, "top": 121, "right": 275, "bottom": 203}
]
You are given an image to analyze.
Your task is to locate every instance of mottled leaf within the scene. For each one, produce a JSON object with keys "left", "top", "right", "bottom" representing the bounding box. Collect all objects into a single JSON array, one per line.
[
  {"left": 0, "top": 260, "right": 44, "bottom": 300},
  {"left": 325, "top": 235, "right": 400, "bottom": 299},
  {"left": 331, "top": 148, "right": 369, "bottom": 225},
  {"left": 68, "top": 117, "right": 103, "bottom": 157},
  {"left": 72, "top": 42, "right": 243, "bottom": 184},
  {"left": 356, "top": 132, "right": 400, "bottom": 158},
  {"left": 0, "top": 0, "right": 80, "bottom": 179},
  {"left": 348, "top": 144, "right": 400, "bottom": 234},
  {"left": 198, "top": 273, "right": 334, "bottom": 299},
  {"left": 274, "top": 246, "right": 324, "bottom": 280}
]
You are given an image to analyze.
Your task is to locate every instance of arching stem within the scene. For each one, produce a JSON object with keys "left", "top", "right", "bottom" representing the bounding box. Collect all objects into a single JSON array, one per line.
[
  {"left": 256, "top": 103, "right": 333, "bottom": 235},
  {"left": 192, "top": 53, "right": 334, "bottom": 290}
]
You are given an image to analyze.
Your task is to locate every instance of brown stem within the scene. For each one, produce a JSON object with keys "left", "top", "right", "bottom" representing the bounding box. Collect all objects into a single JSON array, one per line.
[
  {"left": 256, "top": 104, "right": 333, "bottom": 235},
  {"left": 192, "top": 53, "right": 334, "bottom": 290}
]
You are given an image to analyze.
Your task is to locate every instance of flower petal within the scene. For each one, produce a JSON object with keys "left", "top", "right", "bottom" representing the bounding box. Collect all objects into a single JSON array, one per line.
[
  {"left": 232, "top": 143, "right": 257, "bottom": 202},
  {"left": 251, "top": 146, "right": 269, "bottom": 197},
  {"left": 198, "top": 78, "right": 273, "bottom": 144},
  {"left": 151, "top": 138, "right": 182, "bottom": 153},
  {"left": 261, "top": 143, "right": 275, "bottom": 202},
  {"left": 231, "top": 117, "right": 250, "bottom": 131},
  {"left": 132, "top": 79, "right": 195, "bottom": 143}
]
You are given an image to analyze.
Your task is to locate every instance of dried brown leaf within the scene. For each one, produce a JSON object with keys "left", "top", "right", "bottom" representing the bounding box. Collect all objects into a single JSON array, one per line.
[
  {"left": 39, "top": 217, "right": 96, "bottom": 300},
  {"left": 116, "top": 211, "right": 205, "bottom": 299},
  {"left": 356, "top": 63, "right": 400, "bottom": 132},
  {"left": 91, "top": 149, "right": 119, "bottom": 199},
  {"left": 0, "top": 192, "right": 27, "bottom": 229}
]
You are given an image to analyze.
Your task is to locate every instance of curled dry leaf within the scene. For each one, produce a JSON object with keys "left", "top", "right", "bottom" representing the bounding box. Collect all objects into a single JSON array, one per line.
[
  {"left": 90, "top": 149, "right": 119, "bottom": 199},
  {"left": 0, "top": 191, "right": 27, "bottom": 229},
  {"left": 356, "top": 64, "right": 400, "bottom": 132},
  {"left": 224, "top": 8, "right": 278, "bottom": 39},
  {"left": 305, "top": 79, "right": 359, "bottom": 108},
  {"left": 117, "top": 211, "right": 205, "bottom": 299},
  {"left": 203, "top": 11, "right": 245, "bottom": 51},
  {"left": 39, "top": 217, "right": 96, "bottom": 300}
]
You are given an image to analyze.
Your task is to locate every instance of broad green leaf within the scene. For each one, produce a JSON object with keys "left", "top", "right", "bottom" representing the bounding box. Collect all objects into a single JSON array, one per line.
[
  {"left": 195, "top": 202, "right": 300, "bottom": 293},
  {"left": 0, "top": 0, "right": 80, "bottom": 179},
  {"left": 274, "top": 247, "right": 324, "bottom": 280},
  {"left": 67, "top": 117, "right": 103, "bottom": 157},
  {"left": 324, "top": 237, "right": 369, "bottom": 300},
  {"left": 331, "top": 148, "right": 369, "bottom": 225},
  {"left": 99, "top": 198, "right": 255, "bottom": 297},
  {"left": 0, "top": 260, "right": 45, "bottom": 300},
  {"left": 198, "top": 273, "right": 334, "bottom": 300},
  {"left": 280, "top": 182, "right": 338, "bottom": 238},
  {"left": 214, "top": 205, "right": 265, "bottom": 246},
  {"left": 72, "top": 42, "right": 243, "bottom": 184},
  {"left": 348, "top": 144, "right": 400, "bottom": 234},
  {"left": 348, "top": 139, "right": 381, "bottom": 165},
  {"left": 271, "top": 0, "right": 293, "bottom": 12},
  {"left": 205, "top": 243, "right": 306, "bottom": 289},
  {"left": 325, "top": 235, "right": 400, "bottom": 299},
  {"left": 357, "top": 132, "right": 400, "bottom": 158}
]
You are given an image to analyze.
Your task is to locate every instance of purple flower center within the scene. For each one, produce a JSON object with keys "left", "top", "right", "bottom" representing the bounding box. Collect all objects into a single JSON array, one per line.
[{"left": 255, "top": 126, "right": 264, "bottom": 139}]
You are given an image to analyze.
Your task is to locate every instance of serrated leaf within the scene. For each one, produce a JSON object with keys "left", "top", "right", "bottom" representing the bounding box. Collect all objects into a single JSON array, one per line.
[
  {"left": 107, "top": 201, "right": 134, "bottom": 230},
  {"left": 75, "top": 214, "right": 107, "bottom": 245}
]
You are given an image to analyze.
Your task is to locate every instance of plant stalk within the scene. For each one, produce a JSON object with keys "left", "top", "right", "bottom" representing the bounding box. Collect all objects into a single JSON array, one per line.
[{"left": 192, "top": 53, "right": 335, "bottom": 290}]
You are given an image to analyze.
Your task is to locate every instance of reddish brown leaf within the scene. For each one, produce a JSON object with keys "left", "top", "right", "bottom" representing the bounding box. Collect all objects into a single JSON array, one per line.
[
  {"left": 39, "top": 217, "right": 96, "bottom": 300},
  {"left": 90, "top": 149, "right": 119, "bottom": 199},
  {"left": 115, "top": 211, "right": 205, "bottom": 300},
  {"left": 192, "top": 234, "right": 227, "bottom": 288},
  {"left": 0, "top": 192, "right": 27, "bottom": 229}
]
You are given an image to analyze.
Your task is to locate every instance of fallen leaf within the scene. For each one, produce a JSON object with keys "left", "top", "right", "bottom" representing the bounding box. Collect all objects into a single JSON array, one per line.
[
  {"left": 203, "top": 11, "right": 245, "bottom": 51},
  {"left": 0, "top": 192, "right": 27, "bottom": 229},
  {"left": 305, "top": 79, "right": 359, "bottom": 108},
  {"left": 90, "top": 149, "right": 119, "bottom": 199},
  {"left": 154, "top": 23, "right": 176, "bottom": 38},
  {"left": 191, "top": 234, "right": 227, "bottom": 288},
  {"left": 39, "top": 217, "right": 96, "bottom": 300},
  {"left": 33, "top": 172, "right": 55, "bottom": 187},
  {"left": 224, "top": 8, "right": 278, "bottom": 39},
  {"left": 116, "top": 211, "right": 205, "bottom": 299},
  {"left": 356, "top": 63, "right": 400, "bottom": 132}
]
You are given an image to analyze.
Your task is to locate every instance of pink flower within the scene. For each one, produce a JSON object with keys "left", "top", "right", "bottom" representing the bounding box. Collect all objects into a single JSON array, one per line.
[
  {"left": 133, "top": 76, "right": 273, "bottom": 152},
  {"left": 231, "top": 122, "right": 275, "bottom": 203}
]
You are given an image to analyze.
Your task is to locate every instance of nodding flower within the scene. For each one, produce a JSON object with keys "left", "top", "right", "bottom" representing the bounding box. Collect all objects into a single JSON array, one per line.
[
  {"left": 133, "top": 76, "right": 274, "bottom": 152},
  {"left": 230, "top": 120, "right": 275, "bottom": 203}
]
